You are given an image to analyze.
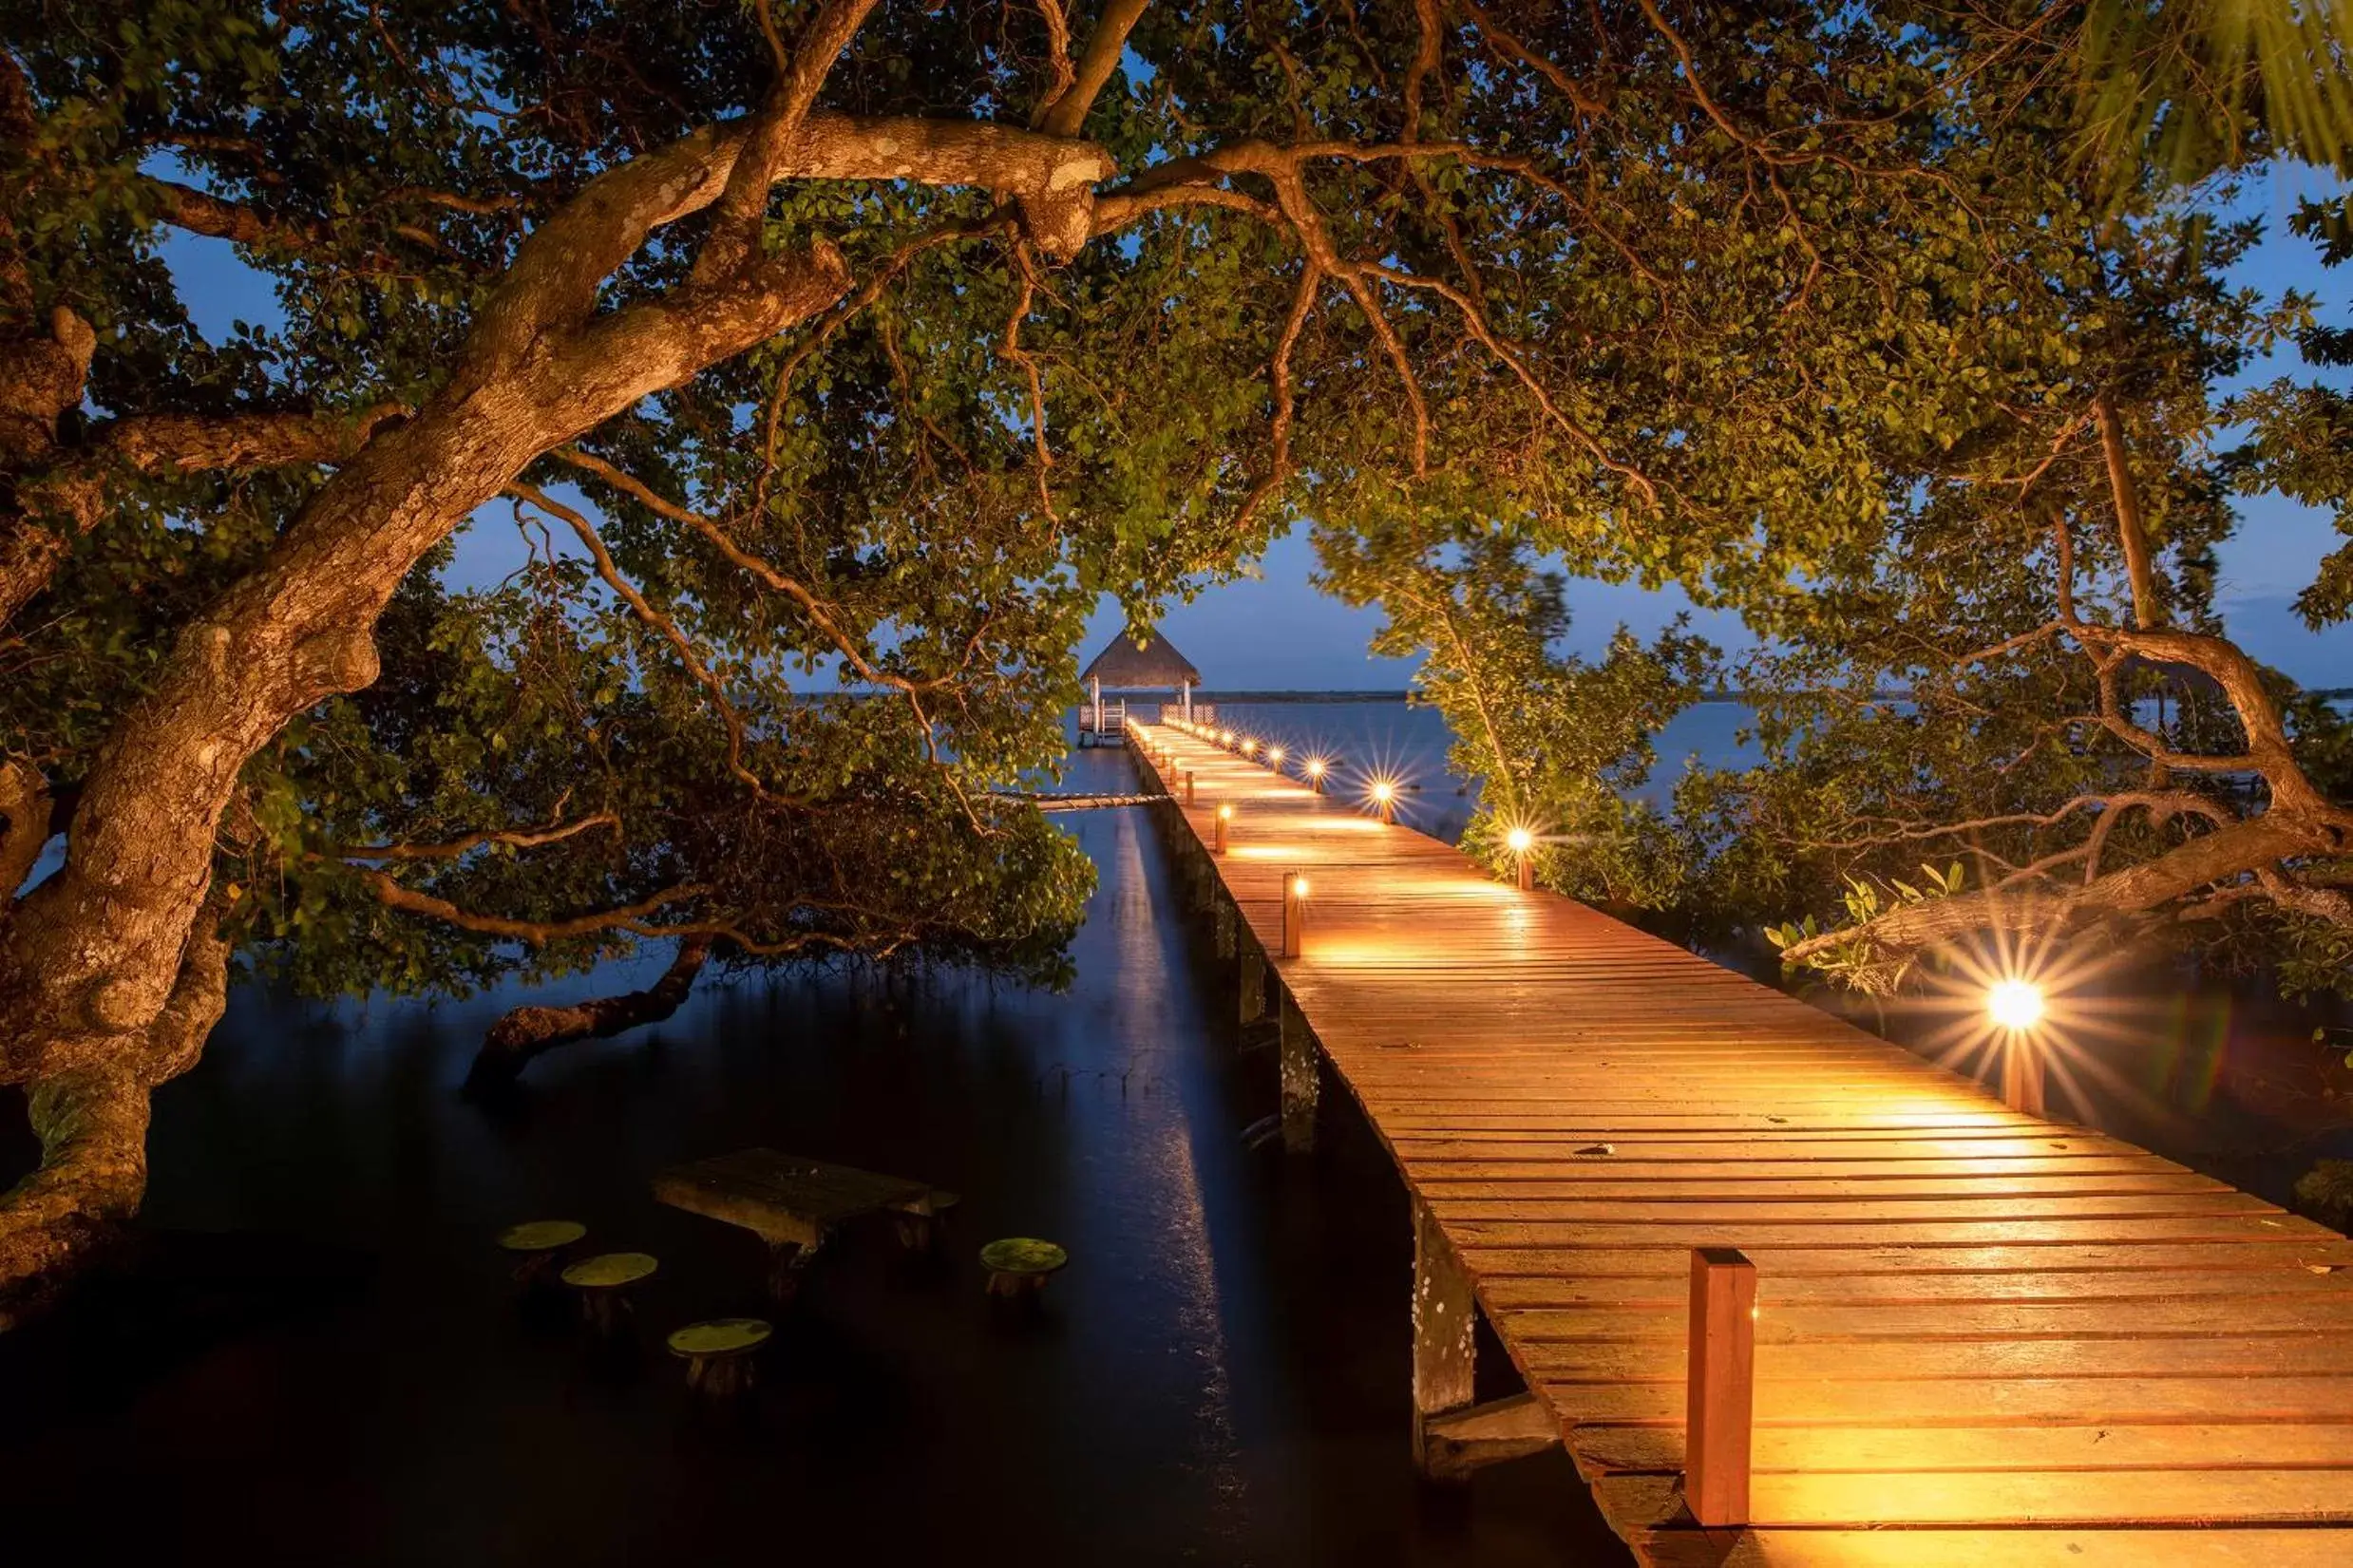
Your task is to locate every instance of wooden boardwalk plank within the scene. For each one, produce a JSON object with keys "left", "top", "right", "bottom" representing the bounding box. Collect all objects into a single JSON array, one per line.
[{"left": 1130, "top": 725, "right": 2353, "bottom": 1563}]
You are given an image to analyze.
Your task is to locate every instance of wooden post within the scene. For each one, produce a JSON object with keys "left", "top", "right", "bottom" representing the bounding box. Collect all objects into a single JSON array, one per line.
[
  {"left": 1184, "top": 770, "right": 1195, "bottom": 806},
  {"left": 1516, "top": 857, "right": 1533, "bottom": 893},
  {"left": 1280, "top": 992, "right": 1318, "bottom": 1152},
  {"left": 1412, "top": 1197, "right": 1477, "bottom": 1477},
  {"left": 1239, "top": 951, "right": 1264, "bottom": 1024},
  {"left": 1281, "top": 871, "right": 1306, "bottom": 958},
  {"left": 1213, "top": 803, "right": 1230, "bottom": 856},
  {"left": 1685, "top": 1246, "right": 1756, "bottom": 1529},
  {"left": 2002, "top": 1037, "right": 2045, "bottom": 1116}
]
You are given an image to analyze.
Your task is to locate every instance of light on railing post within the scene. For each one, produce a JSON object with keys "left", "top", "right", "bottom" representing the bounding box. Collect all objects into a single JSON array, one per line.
[
  {"left": 1507, "top": 826, "right": 1534, "bottom": 892},
  {"left": 1184, "top": 770, "right": 1196, "bottom": 806},
  {"left": 1371, "top": 780, "right": 1396, "bottom": 825},
  {"left": 1686, "top": 1246, "right": 1756, "bottom": 1528},
  {"left": 1305, "top": 758, "right": 1327, "bottom": 795},
  {"left": 1214, "top": 803, "right": 1232, "bottom": 856},
  {"left": 1990, "top": 978, "right": 2047, "bottom": 1115},
  {"left": 1282, "top": 871, "right": 1308, "bottom": 958},
  {"left": 1268, "top": 745, "right": 1285, "bottom": 773}
]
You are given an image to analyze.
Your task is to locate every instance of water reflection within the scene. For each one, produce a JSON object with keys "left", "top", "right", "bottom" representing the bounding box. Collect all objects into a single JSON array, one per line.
[{"left": 0, "top": 745, "right": 1618, "bottom": 1567}]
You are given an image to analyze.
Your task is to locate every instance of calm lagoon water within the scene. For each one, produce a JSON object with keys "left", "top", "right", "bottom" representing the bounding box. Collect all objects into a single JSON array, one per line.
[
  {"left": 0, "top": 741, "right": 1622, "bottom": 1568},
  {"left": 6, "top": 698, "right": 2346, "bottom": 1566},
  {"left": 1193, "top": 699, "right": 1758, "bottom": 841}
]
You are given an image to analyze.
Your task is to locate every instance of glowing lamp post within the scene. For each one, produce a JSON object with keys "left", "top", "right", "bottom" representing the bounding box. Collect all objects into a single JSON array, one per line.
[
  {"left": 1221, "top": 728, "right": 1237, "bottom": 749},
  {"left": 1305, "top": 758, "right": 1328, "bottom": 795},
  {"left": 1989, "top": 977, "right": 2046, "bottom": 1115},
  {"left": 1243, "top": 738, "right": 1260, "bottom": 760},
  {"left": 1370, "top": 780, "right": 1397, "bottom": 825},
  {"left": 1282, "top": 871, "right": 1308, "bottom": 957},
  {"left": 1506, "top": 826, "right": 1535, "bottom": 892},
  {"left": 1214, "top": 802, "right": 1232, "bottom": 856},
  {"left": 1267, "top": 745, "right": 1285, "bottom": 773},
  {"left": 1183, "top": 769, "right": 1196, "bottom": 806}
]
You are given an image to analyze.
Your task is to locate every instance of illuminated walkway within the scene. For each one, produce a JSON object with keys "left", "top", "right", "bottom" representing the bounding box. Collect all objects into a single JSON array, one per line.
[{"left": 1132, "top": 721, "right": 2353, "bottom": 1567}]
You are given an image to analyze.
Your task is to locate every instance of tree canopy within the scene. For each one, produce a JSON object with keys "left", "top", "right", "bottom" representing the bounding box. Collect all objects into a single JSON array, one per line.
[{"left": 1, "top": 0, "right": 2349, "bottom": 1311}]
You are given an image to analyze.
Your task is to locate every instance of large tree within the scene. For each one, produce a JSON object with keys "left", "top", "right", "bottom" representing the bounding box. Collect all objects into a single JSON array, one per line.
[{"left": 8, "top": 0, "right": 2339, "bottom": 1315}]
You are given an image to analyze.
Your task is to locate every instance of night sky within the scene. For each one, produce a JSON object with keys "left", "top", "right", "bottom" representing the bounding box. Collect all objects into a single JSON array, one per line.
[{"left": 158, "top": 169, "right": 2351, "bottom": 691}]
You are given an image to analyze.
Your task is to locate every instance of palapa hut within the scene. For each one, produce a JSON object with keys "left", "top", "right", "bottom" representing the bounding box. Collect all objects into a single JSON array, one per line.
[{"left": 1078, "top": 626, "right": 1203, "bottom": 741}]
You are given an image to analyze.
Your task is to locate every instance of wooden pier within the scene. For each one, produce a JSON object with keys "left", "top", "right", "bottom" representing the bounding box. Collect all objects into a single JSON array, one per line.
[{"left": 1129, "top": 720, "right": 2353, "bottom": 1566}]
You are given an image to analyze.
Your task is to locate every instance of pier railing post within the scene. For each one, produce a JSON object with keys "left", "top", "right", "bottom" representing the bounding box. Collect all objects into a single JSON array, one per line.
[
  {"left": 1279, "top": 992, "right": 1318, "bottom": 1152},
  {"left": 1184, "top": 770, "right": 1196, "bottom": 806},
  {"left": 1685, "top": 1246, "right": 1756, "bottom": 1528},
  {"left": 1281, "top": 871, "right": 1306, "bottom": 958},
  {"left": 2001, "top": 1037, "right": 2045, "bottom": 1116},
  {"left": 1213, "top": 803, "right": 1231, "bottom": 856},
  {"left": 1412, "top": 1198, "right": 1476, "bottom": 1476}
]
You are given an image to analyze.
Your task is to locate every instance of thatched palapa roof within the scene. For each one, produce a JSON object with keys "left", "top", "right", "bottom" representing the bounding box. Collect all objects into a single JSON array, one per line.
[{"left": 1081, "top": 626, "right": 1201, "bottom": 690}]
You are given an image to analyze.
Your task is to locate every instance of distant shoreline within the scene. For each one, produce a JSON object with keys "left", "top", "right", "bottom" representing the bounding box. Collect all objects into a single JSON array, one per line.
[{"left": 1079, "top": 690, "right": 1761, "bottom": 704}]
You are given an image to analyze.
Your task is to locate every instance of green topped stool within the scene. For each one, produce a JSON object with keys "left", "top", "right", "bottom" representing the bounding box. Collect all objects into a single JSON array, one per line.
[
  {"left": 980, "top": 1237, "right": 1067, "bottom": 1302},
  {"left": 667, "top": 1317, "right": 772, "bottom": 1398},
  {"left": 497, "top": 1219, "right": 586, "bottom": 1289},
  {"left": 561, "top": 1250, "right": 658, "bottom": 1335}
]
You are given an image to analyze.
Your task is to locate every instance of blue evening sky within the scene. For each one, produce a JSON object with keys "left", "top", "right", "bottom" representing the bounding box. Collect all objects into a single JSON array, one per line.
[{"left": 158, "top": 170, "right": 2350, "bottom": 691}]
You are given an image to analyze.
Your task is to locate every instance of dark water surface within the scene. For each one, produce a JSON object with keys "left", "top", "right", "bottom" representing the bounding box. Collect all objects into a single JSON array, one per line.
[{"left": 0, "top": 743, "right": 1622, "bottom": 1567}]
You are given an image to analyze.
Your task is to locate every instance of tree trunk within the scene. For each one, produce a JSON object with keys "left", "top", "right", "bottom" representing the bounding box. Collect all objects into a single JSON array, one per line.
[
  {"left": 468, "top": 937, "right": 712, "bottom": 1088},
  {"left": 0, "top": 899, "right": 230, "bottom": 1324}
]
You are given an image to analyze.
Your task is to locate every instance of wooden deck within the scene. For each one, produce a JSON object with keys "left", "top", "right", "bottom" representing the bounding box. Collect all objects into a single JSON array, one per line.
[{"left": 1129, "top": 721, "right": 2353, "bottom": 1566}]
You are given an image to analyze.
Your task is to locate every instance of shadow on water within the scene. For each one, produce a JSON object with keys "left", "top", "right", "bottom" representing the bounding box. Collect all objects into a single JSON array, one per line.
[{"left": 0, "top": 744, "right": 1624, "bottom": 1567}]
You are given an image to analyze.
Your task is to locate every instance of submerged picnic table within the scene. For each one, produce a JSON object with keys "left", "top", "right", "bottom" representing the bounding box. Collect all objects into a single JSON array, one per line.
[
  {"left": 655, "top": 1149, "right": 950, "bottom": 1295},
  {"left": 1130, "top": 720, "right": 2353, "bottom": 1567}
]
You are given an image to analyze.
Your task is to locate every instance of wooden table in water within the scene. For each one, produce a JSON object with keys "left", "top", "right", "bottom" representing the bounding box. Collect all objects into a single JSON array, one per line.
[{"left": 654, "top": 1148, "right": 950, "bottom": 1298}]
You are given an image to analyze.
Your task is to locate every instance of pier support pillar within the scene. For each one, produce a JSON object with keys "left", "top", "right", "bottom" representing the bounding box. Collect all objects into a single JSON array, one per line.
[
  {"left": 1409, "top": 1198, "right": 1562, "bottom": 1481},
  {"left": 1239, "top": 951, "right": 1265, "bottom": 1024},
  {"left": 1412, "top": 1198, "right": 1476, "bottom": 1474},
  {"left": 1214, "top": 897, "right": 1236, "bottom": 959},
  {"left": 1280, "top": 993, "right": 1318, "bottom": 1152}
]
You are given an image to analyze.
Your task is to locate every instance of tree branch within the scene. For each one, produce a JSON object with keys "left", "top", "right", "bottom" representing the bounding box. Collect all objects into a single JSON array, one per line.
[
  {"left": 693, "top": 0, "right": 882, "bottom": 287},
  {"left": 361, "top": 871, "right": 710, "bottom": 945},
  {"left": 2095, "top": 390, "right": 2161, "bottom": 629},
  {"left": 507, "top": 483, "right": 808, "bottom": 806},
  {"left": 467, "top": 935, "right": 712, "bottom": 1086},
  {"left": 0, "top": 757, "right": 51, "bottom": 907},
  {"left": 333, "top": 809, "right": 620, "bottom": 862},
  {"left": 1036, "top": 0, "right": 1148, "bottom": 138},
  {"left": 97, "top": 404, "right": 410, "bottom": 474},
  {"left": 1779, "top": 812, "right": 2332, "bottom": 979}
]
